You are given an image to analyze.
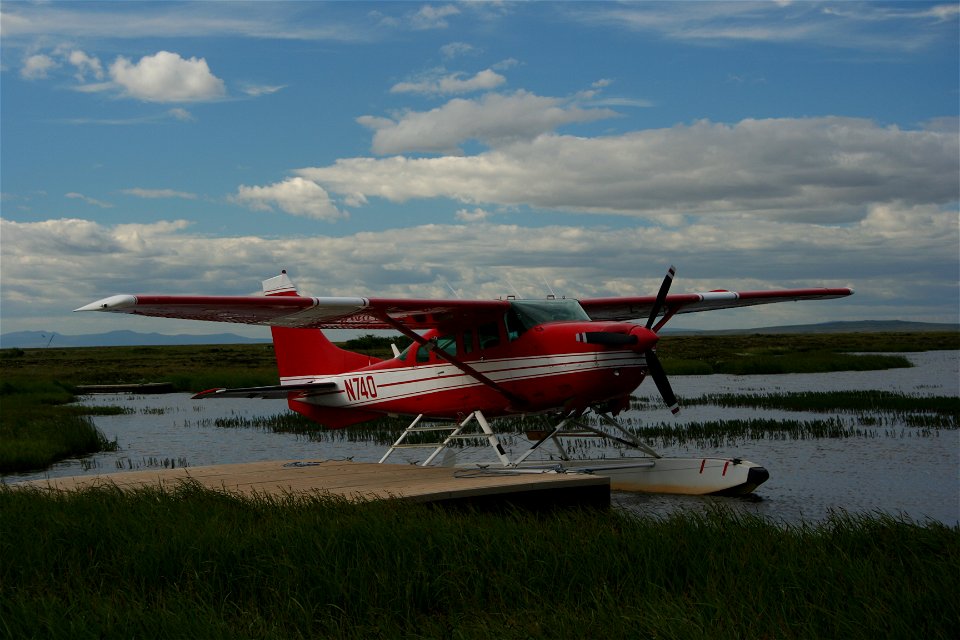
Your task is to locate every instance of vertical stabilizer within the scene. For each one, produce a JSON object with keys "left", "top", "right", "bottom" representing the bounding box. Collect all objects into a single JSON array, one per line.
[{"left": 264, "top": 272, "right": 380, "bottom": 379}]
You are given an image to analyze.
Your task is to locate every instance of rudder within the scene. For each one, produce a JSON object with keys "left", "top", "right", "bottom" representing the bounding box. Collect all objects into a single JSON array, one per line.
[{"left": 263, "top": 272, "right": 380, "bottom": 380}]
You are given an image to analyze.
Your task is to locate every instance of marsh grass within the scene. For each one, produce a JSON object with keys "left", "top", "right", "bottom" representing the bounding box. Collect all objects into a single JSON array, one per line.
[
  {"left": 683, "top": 390, "right": 957, "bottom": 412},
  {"left": 1, "top": 483, "right": 956, "bottom": 639},
  {"left": 682, "top": 390, "right": 959, "bottom": 424},
  {"left": 664, "top": 351, "right": 912, "bottom": 375},
  {"left": 195, "top": 387, "right": 960, "bottom": 452},
  {"left": 0, "top": 344, "right": 278, "bottom": 472},
  {"left": 625, "top": 418, "right": 939, "bottom": 449},
  {"left": 0, "top": 382, "right": 119, "bottom": 473}
]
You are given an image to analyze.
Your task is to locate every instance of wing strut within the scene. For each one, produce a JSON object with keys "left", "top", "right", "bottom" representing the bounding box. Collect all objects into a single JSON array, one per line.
[{"left": 378, "top": 316, "right": 528, "bottom": 409}]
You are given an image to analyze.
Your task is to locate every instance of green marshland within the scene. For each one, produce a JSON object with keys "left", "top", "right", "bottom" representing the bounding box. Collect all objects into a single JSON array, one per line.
[
  {"left": 2, "top": 483, "right": 957, "bottom": 639},
  {"left": 1, "top": 333, "right": 958, "bottom": 638}
]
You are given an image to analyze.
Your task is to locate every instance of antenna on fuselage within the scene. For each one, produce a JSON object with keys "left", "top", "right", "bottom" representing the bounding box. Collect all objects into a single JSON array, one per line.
[
  {"left": 505, "top": 276, "right": 522, "bottom": 299},
  {"left": 440, "top": 277, "right": 461, "bottom": 299},
  {"left": 540, "top": 274, "right": 557, "bottom": 299}
]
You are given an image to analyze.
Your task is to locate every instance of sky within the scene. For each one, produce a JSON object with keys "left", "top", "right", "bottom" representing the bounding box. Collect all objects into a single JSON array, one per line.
[{"left": 1, "top": 0, "right": 958, "bottom": 341}]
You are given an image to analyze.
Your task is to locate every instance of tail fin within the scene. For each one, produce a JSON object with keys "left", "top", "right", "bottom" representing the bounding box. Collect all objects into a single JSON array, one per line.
[{"left": 264, "top": 272, "right": 380, "bottom": 380}]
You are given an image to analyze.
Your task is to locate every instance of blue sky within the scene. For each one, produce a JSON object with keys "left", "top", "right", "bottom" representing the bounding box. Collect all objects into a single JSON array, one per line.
[{"left": 1, "top": 1, "right": 958, "bottom": 339}]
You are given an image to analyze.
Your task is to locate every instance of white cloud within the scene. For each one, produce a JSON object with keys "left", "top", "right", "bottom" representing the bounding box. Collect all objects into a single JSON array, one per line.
[
  {"left": 391, "top": 69, "right": 505, "bottom": 95},
  {"left": 2, "top": 208, "right": 956, "bottom": 335},
  {"left": 20, "top": 53, "right": 57, "bottom": 79},
  {"left": 68, "top": 49, "right": 103, "bottom": 81},
  {"left": 109, "top": 51, "right": 226, "bottom": 103},
  {"left": 0, "top": 3, "right": 371, "bottom": 42},
  {"left": 357, "top": 90, "right": 619, "bottom": 155},
  {"left": 573, "top": 1, "right": 958, "bottom": 50},
  {"left": 299, "top": 117, "right": 959, "bottom": 220},
  {"left": 241, "top": 83, "right": 286, "bottom": 97},
  {"left": 233, "top": 177, "right": 347, "bottom": 221},
  {"left": 409, "top": 4, "right": 460, "bottom": 30},
  {"left": 122, "top": 188, "right": 197, "bottom": 200},
  {"left": 167, "top": 107, "right": 195, "bottom": 122},
  {"left": 65, "top": 192, "right": 113, "bottom": 209},
  {"left": 455, "top": 207, "right": 492, "bottom": 222},
  {"left": 440, "top": 42, "right": 476, "bottom": 59}
]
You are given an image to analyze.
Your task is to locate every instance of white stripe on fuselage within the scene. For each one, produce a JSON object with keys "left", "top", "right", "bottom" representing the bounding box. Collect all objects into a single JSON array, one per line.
[{"left": 279, "top": 351, "right": 648, "bottom": 408}]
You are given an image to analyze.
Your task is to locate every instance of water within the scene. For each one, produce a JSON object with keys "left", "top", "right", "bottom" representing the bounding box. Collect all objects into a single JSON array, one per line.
[{"left": 5, "top": 351, "right": 958, "bottom": 526}]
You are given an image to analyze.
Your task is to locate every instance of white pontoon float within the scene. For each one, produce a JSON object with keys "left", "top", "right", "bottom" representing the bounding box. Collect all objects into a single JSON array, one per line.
[{"left": 379, "top": 410, "right": 769, "bottom": 497}]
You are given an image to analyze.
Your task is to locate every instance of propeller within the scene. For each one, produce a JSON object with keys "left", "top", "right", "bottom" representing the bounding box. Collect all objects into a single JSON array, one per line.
[
  {"left": 644, "top": 266, "right": 679, "bottom": 414},
  {"left": 646, "top": 265, "right": 675, "bottom": 330},
  {"left": 582, "top": 266, "right": 681, "bottom": 415},
  {"left": 645, "top": 349, "right": 679, "bottom": 414}
]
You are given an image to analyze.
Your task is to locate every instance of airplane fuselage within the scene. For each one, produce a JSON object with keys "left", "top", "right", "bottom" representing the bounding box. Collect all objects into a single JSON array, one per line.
[{"left": 285, "top": 319, "right": 651, "bottom": 424}]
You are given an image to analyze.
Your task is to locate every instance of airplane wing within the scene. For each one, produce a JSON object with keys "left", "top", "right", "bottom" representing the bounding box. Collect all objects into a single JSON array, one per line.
[
  {"left": 76, "top": 294, "right": 510, "bottom": 330},
  {"left": 192, "top": 381, "right": 338, "bottom": 399},
  {"left": 578, "top": 288, "right": 854, "bottom": 322},
  {"left": 76, "top": 287, "right": 852, "bottom": 329}
]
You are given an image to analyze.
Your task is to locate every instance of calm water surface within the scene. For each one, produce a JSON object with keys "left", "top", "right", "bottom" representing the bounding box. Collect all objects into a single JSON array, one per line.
[{"left": 6, "top": 351, "right": 958, "bottom": 526}]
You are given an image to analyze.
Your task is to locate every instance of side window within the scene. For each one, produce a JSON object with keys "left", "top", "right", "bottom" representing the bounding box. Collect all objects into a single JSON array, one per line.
[
  {"left": 416, "top": 343, "right": 430, "bottom": 363},
  {"left": 462, "top": 329, "right": 474, "bottom": 355},
  {"left": 505, "top": 309, "right": 526, "bottom": 342},
  {"left": 436, "top": 335, "right": 456, "bottom": 357},
  {"left": 478, "top": 322, "right": 500, "bottom": 350},
  {"left": 417, "top": 335, "right": 456, "bottom": 363}
]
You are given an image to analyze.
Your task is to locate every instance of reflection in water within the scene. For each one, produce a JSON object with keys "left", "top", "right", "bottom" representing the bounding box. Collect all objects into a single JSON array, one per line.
[{"left": 5, "top": 351, "right": 958, "bottom": 526}]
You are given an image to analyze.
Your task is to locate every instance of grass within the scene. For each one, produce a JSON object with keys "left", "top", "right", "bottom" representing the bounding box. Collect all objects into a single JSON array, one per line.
[
  {"left": 1, "top": 483, "right": 957, "bottom": 639},
  {"left": 0, "top": 344, "right": 279, "bottom": 473},
  {"left": 662, "top": 349, "right": 913, "bottom": 375},
  {"left": 626, "top": 418, "right": 948, "bottom": 449},
  {"left": 681, "top": 390, "right": 960, "bottom": 423},
  {"left": 657, "top": 331, "right": 959, "bottom": 375},
  {"left": 0, "top": 380, "right": 119, "bottom": 473}
]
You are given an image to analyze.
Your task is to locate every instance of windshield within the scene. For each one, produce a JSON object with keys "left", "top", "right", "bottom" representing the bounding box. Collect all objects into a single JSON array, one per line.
[{"left": 510, "top": 299, "right": 590, "bottom": 330}]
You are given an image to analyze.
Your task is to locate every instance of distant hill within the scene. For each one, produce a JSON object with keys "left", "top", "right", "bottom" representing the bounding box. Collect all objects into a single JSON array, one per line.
[
  {"left": 0, "top": 330, "right": 271, "bottom": 349},
  {"left": 669, "top": 320, "right": 960, "bottom": 335},
  {"left": 1, "top": 321, "right": 955, "bottom": 349}
]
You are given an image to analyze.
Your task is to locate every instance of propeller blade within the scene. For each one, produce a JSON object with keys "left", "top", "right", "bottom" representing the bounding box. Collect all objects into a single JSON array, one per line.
[
  {"left": 645, "top": 265, "right": 676, "bottom": 330},
  {"left": 645, "top": 350, "right": 680, "bottom": 415}
]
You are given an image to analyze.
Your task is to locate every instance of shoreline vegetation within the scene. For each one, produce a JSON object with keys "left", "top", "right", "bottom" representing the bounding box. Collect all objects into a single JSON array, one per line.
[
  {"left": 2, "top": 333, "right": 958, "bottom": 637},
  {"left": 0, "top": 331, "right": 957, "bottom": 473},
  {"left": 1, "top": 484, "right": 957, "bottom": 638}
]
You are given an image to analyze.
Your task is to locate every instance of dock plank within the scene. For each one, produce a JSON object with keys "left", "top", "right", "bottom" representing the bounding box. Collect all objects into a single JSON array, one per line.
[{"left": 15, "top": 460, "right": 609, "bottom": 509}]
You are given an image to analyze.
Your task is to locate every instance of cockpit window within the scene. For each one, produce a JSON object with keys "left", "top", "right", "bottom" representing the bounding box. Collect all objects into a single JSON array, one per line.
[
  {"left": 478, "top": 322, "right": 500, "bottom": 349},
  {"left": 509, "top": 299, "right": 590, "bottom": 330},
  {"left": 436, "top": 335, "right": 456, "bottom": 356},
  {"left": 410, "top": 335, "right": 457, "bottom": 363},
  {"left": 505, "top": 308, "right": 526, "bottom": 341}
]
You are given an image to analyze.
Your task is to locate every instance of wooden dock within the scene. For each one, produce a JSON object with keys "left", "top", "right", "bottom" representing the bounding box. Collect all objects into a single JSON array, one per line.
[{"left": 15, "top": 460, "right": 609, "bottom": 510}]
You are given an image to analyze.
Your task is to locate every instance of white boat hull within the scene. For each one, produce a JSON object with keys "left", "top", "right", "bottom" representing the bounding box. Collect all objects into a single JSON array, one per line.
[
  {"left": 565, "top": 457, "right": 768, "bottom": 496},
  {"left": 462, "top": 457, "right": 769, "bottom": 496}
]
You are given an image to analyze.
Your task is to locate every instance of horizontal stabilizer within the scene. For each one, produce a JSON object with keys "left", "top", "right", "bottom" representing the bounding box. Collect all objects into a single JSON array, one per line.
[{"left": 192, "top": 381, "right": 337, "bottom": 400}]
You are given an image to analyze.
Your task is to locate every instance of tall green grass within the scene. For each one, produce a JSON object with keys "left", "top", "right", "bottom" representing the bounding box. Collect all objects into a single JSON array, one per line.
[
  {"left": 664, "top": 352, "right": 912, "bottom": 375},
  {"left": 1, "top": 484, "right": 956, "bottom": 639},
  {"left": 683, "top": 390, "right": 959, "bottom": 415},
  {"left": 0, "top": 381, "right": 118, "bottom": 473}
]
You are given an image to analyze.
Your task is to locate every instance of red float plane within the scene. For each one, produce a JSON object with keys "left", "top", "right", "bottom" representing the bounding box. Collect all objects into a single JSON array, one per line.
[{"left": 77, "top": 268, "right": 852, "bottom": 495}]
